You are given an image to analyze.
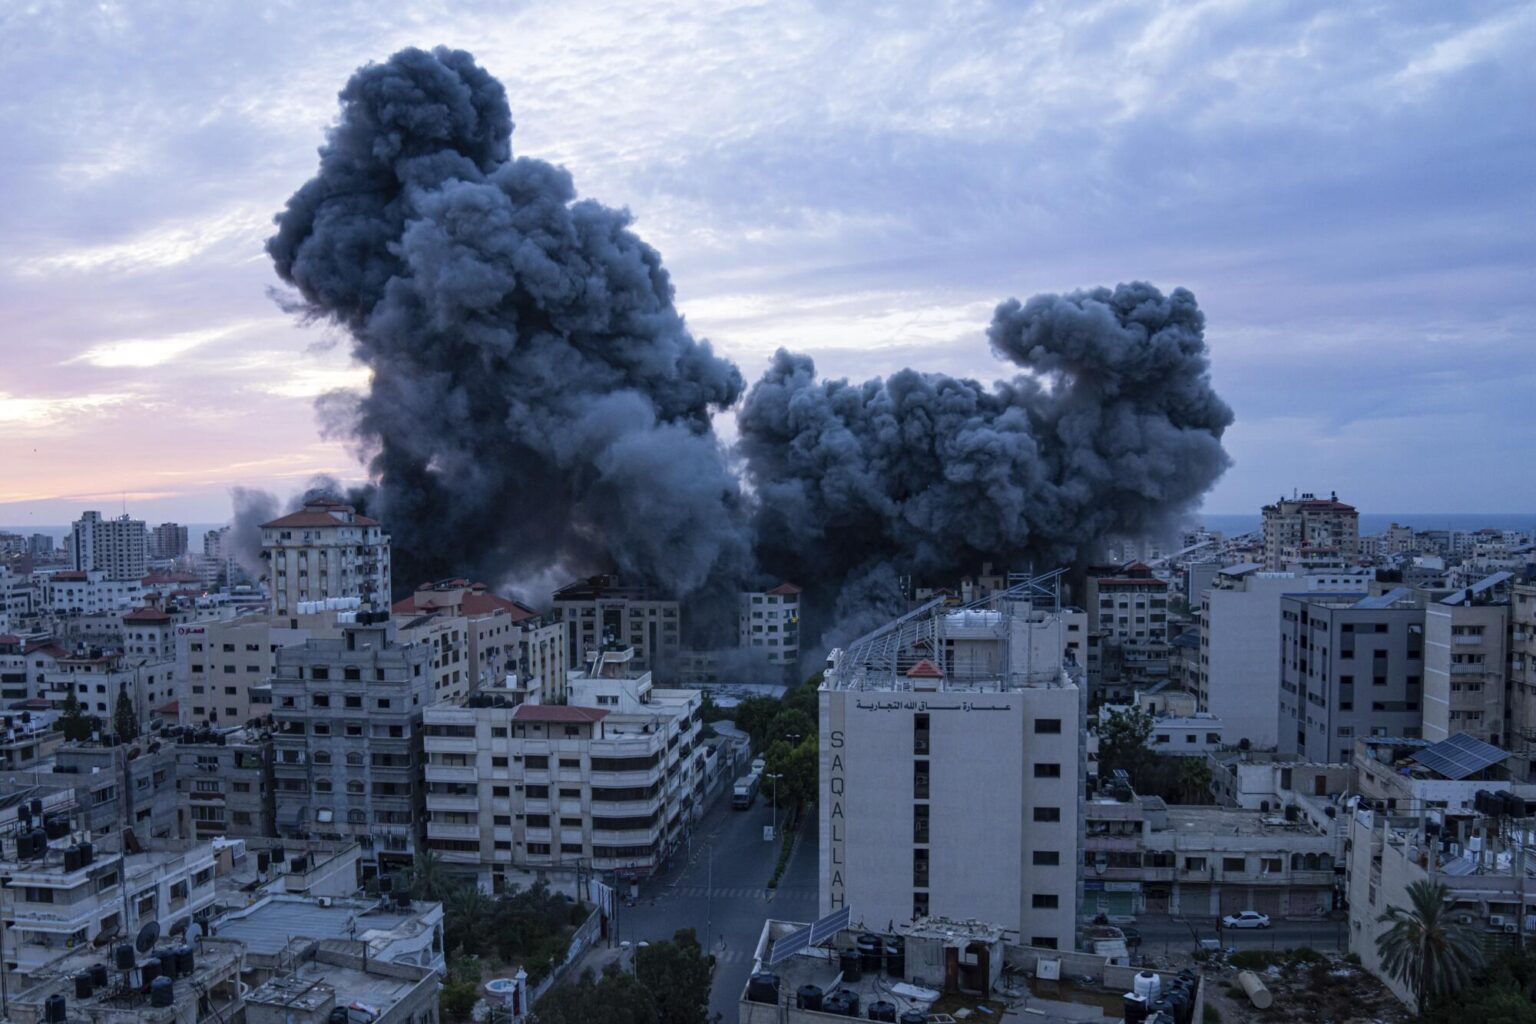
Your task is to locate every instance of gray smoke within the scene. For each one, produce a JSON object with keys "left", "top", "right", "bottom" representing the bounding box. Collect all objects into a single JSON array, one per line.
[
  {"left": 268, "top": 48, "right": 1233, "bottom": 654},
  {"left": 739, "top": 282, "right": 1233, "bottom": 638},
  {"left": 227, "top": 475, "right": 355, "bottom": 576},
  {"left": 269, "top": 46, "right": 751, "bottom": 602}
]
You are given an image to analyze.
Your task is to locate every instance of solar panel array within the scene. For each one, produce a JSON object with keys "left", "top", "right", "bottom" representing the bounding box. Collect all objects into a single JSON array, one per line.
[
  {"left": 765, "top": 907, "right": 852, "bottom": 966},
  {"left": 1411, "top": 732, "right": 1509, "bottom": 781}
]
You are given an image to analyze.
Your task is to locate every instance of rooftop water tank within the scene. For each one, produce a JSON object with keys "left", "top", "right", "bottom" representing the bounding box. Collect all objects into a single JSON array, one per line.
[
  {"left": 1133, "top": 970, "right": 1161, "bottom": 1001},
  {"left": 149, "top": 975, "right": 174, "bottom": 1008},
  {"left": 746, "top": 973, "right": 780, "bottom": 1005},
  {"left": 796, "top": 984, "right": 823, "bottom": 1011}
]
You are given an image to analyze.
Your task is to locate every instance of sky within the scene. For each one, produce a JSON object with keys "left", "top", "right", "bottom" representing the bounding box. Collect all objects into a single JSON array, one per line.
[{"left": 1, "top": 0, "right": 1532, "bottom": 530}]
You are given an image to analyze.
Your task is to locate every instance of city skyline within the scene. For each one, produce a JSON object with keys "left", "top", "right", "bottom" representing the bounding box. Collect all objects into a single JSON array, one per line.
[{"left": 2, "top": 2, "right": 1532, "bottom": 525}]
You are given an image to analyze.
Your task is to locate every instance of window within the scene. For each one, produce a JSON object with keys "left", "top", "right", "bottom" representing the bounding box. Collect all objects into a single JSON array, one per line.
[
  {"left": 1033, "top": 807, "right": 1061, "bottom": 823},
  {"left": 1033, "top": 763, "right": 1061, "bottom": 779},
  {"left": 1034, "top": 718, "right": 1062, "bottom": 734},
  {"left": 1030, "top": 937, "right": 1059, "bottom": 950},
  {"left": 1031, "top": 894, "right": 1059, "bottom": 909},
  {"left": 526, "top": 756, "right": 549, "bottom": 769},
  {"left": 559, "top": 758, "right": 580, "bottom": 769},
  {"left": 492, "top": 756, "right": 508, "bottom": 768},
  {"left": 1184, "top": 856, "right": 1207, "bottom": 871},
  {"left": 1222, "top": 857, "right": 1245, "bottom": 872},
  {"left": 1032, "top": 850, "right": 1060, "bottom": 866}
]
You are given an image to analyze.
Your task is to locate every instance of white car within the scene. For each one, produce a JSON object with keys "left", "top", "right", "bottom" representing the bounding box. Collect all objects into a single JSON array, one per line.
[{"left": 1222, "top": 911, "right": 1271, "bottom": 929}]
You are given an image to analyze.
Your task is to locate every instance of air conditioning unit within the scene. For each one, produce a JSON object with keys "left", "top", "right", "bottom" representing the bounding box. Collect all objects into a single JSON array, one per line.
[
  {"left": 1489, "top": 915, "right": 1506, "bottom": 927},
  {"left": 1456, "top": 914, "right": 1475, "bottom": 925},
  {"left": 317, "top": 896, "right": 333, "bottom": 908},
  {"left": 1504, "top": 924, "right": 1519, "bottom": 934}
]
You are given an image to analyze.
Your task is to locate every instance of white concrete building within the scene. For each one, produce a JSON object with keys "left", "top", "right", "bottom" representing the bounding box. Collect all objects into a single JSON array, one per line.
[
  {"left": 738, "top": 582, "right": 801, "bottom": 673},
  {"left": 552, "top": 575, "right": 681, "bottom": 675},
  {"left": 260, "top": 499, "right": 391, "bottom": 617},
  {"left": 1261, "top": 493, "right": 1359, "bottom": 570},
  {"left": 40, "top": 569, "right": 144, "bottom": 616},
  {"left": 819, "top": 575, "right": 1084, "bottom": 950},
  {"left": 422, "top": 644, "right": 705, "bottom": 892},
  {"left": 1196, "top": 563, "right": 1373, "bottom": 749},
  {"left": 68, "top": 511, "right": 147, "bottom": 581}
]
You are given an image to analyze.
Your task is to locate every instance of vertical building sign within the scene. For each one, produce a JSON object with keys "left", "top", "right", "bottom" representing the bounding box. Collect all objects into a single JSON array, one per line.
[{"left": 827, "top": 694, "right": 846, "bottom": 910}]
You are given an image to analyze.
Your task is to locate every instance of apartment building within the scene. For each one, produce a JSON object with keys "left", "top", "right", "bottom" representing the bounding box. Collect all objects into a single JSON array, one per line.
[
  {"left": 0, "top": 635, "right": 65, "bottom": 704},
  {"left": 180, "top": 609, "right": 346, "bottom": 726},
  {"left": 173, "top": 724, "right": 275, "bottom": 839},
  {"left": 270, "top": 616, "right": 434, "bottom": 876},
  {"left": 1279, "top": 588, "right": 1425, "bottom": 762},
  {"left": 260, "top": 499, "right": 391, "bottom": 616},
  {"left": 422, "top": 645, "right": 706, "bottom": 892},
  {"left": 552, "top": 575, "right": 680, "bottom": 675},
  {"left": 394, "top": 579, "right": 568, "bottom": 703},
  {"left": 1261, "top": 493, "right": 1359, "bottom": 570},
  {"left": 1085, "top": 563, "right": 1170, "bottom": 697},
  {"left": 0, "top": 834, "right": 217, "bottom": 977},
  {"left": 68, "top": 511, "right": 147, "bottom": 581},
  {"left": 819, "top": 577, "right": 1084, "bottom": 950},
  {"left": 122, "top": 605, "right": 177, "bottom": 660},
  {"left": 149, "top": 522, "right": 189, "bottom": 561},
  {"left": 1510, "top": 582, "right": 1536, "bottom": 759},
  {"left": 1197, "top": 564, "right": 1374, "bottom": 749},
  {"left": 738, "top": 583, "right": 801, "bottom": 673},
  {"left": 44, "top": 649, "right": 176, "bottom": 732},
  {"left": 1083, "top": 790, "right": 1341, "bottom": 920},
  {"left": 1423, "top": 574, "right": 1511, "bottom": 745},
  {"left": 41, "top": 570, "right": 143, "bottom": 616}
]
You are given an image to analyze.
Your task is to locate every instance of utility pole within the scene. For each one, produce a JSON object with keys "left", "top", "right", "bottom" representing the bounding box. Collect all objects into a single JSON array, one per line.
[
  {"left": 767, "top": 773, "right": 784, "bottom": 839},
  {"left": 706, "top": 837, "right": 714, "bottom": 952}
]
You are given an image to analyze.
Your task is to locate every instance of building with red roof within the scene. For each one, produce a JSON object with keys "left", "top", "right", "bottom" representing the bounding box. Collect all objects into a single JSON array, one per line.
[{"left": 260, "top": 499, "right": 391, "bottom": 617}]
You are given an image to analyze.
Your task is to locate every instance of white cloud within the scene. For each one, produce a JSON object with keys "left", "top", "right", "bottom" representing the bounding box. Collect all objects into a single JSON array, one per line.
[{"left": 67, "top": 320, "right": 266, "bottom": 369}]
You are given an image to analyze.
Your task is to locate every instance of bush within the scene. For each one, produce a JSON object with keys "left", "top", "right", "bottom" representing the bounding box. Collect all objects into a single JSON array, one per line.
[
  {"left": 1287, "top": 946, "right": 1326, "bottom": 966},
  {"left": 439, "top": 978, "right": 479, "bottom": 1022},
  {"left": 1229, "top": 949, "right": 1280, "bottom": 971},
  {"left": 1202, "top": 1005, "right": 1222, "bottom": 1024},
  {"left": 1343, "top": 952, "right": 1362, "bottom": 966}
]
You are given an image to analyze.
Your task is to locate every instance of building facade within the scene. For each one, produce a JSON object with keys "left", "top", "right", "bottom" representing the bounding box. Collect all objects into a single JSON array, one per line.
[
  {"left": 270, "top": 616, "right": 433, "bottom": 876},
  {"left": 1261, "top": 493, "right": 1359, "bottom": 570},
  {"left": 1422, "top": 577, "right": 1510, "bottom": 745},
  {"left": 260, "top": 499, "right": 391, "bottom": 617},
  {"left": 149, "top": 522, "right": 189, "bottom": 561},
  {"left": 738, "top": 583, "right": 801, "bottom": 673},
  {"left": 68, "top": 511, "right": 147, "bottom": 581},
  {"left": 819, "top": 586, "right": 1085, "bottom": 950},
  {"left": 1278, "top": 589, "right": 1424, "bottom": 763},
  {"left": 552, "top": 575, "right": 680, "bottom": 675}
]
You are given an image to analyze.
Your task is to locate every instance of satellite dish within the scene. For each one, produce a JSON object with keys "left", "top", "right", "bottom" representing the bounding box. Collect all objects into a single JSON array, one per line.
[{"left": 135, "top": 920, "right": 160, "bottom": 954}]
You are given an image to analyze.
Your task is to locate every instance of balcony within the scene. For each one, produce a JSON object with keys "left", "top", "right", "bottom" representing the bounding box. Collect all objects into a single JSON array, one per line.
[
  {"left": 424, "top": 764, "right": 478, "bottom": 784},
  {"left": 423, "top": 736, "right": 477, "bottom": 755},
  {"left": 427, "top": 821, "right": 482, "bottom": 841},
  {"left": 426, "top": 794, "right": 478, "bottom": 813}
]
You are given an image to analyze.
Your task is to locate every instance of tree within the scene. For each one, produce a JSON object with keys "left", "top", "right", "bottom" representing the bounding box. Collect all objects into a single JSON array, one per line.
[
  {"left": 1421, "top": 949, "right": 1536, "bottom": 1023},
  {"left": 1375, "top": 880, "right": 1485, "bottom": 1015},
  {"left": 537, "top": 966, "right": 660, "bottom": 1024},
  {"left": 408, "top": 849, "right": 456, "bottom": 902},
  {"left": 113, "top": 685, "right": 138, "bottom": 741},
  {"left": 764, "top": 735, "right": 818, "bottom": 815},
  {"left": 634, "top": 929, "right": 715, "bottom": 1024},
  {"left": 1174, "top": 756, "right": 1213, "bottom": 804},
  {"left": 60, "top": 690, "right": 94, "bottom": 742},
  {"left": 1097, "top": 706, "right": 1154, "bottom": 780}
]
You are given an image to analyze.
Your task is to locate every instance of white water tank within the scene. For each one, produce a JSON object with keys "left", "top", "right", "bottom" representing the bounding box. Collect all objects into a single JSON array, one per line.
[{"left": 1133, "top": 970, "right": 1161, "bottom": 1001}]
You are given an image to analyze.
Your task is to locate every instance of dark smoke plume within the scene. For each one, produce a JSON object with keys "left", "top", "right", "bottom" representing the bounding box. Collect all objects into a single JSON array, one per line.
[
  {"left": 739, "top": 282, "right": 1233, "bottom": 638},
  {"left": 268, "top": 46, "right": 750, "bottom": 603},
  {"left": 268, "top": 48, "right": 1233, "bottom": 656},
  {"left": 228, "top": 474, "right": 359, "bottom": 577}
]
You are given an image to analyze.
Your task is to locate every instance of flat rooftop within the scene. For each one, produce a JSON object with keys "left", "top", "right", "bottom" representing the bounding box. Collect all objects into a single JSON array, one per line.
[
  {"left": 1162, "top": 806, "right": 1328, "bottom": 837},
  {"left": 246, "top": 958, "right": 420, "bottom": 1013},
  {"left": 213, "top": 896, "right": 432, "bottom": 956}
]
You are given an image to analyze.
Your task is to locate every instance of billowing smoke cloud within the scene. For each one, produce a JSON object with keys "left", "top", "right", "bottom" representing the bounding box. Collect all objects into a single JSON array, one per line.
[
  {"left": 740, "top": 282, "right": 1233, "bottom": 639},
  {"left": 228, "top": 474, "right": 356, "bottom": 576},
  {"left": 268, "top": 46, "right": 751, "bottom": 604},
  {"left": 267, "top": 47, "right": 1233, "bottom": 656}
]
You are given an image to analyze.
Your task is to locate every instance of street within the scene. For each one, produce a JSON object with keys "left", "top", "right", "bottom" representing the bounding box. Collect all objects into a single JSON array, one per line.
[
  {"left": 614, "top": 784, "right": 820, "bottom": 1022},
  {"left": 1130, "top": 914, "right": 1349, "bottom": 957}
]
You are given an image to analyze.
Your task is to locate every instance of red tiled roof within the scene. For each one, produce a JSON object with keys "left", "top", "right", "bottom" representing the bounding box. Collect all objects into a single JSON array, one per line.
[
  {"left": 155, "top": 700, "right": 179, "bottom": 715},
  {"left": 18, "top": 698, "right": 51, "bottom": 710},
  {"left": 766, "top": 582, "right": 802, "bottom": 596},
  {"left": 51, "top": 571, "right": 88, "bottom": 581},
  {"left": 395, "top": 585, "right": 539, "bottom": 621},
  {"left": 512, "top": 705, "right": 610, "bottom": 724},
  {"left": 28, "top": 644, "right": 69, "bottom": 659},
  {"left": 142, "top": 571, "right": 199, "bottom": 585},
  {"left": 260, "top": 508, "right": 380, "bottom": 529},
  {"left": 907, "top": 658, "right": 945, "bottom": 679},
  {"left": 461, "top": 592, "right": 539, "bottom": 620},
  {"left": 0, "top": 634, "right": 19, "bottom": 645},
  {"left": 123, "top": 607, "right": 171, "bottom": 623}
]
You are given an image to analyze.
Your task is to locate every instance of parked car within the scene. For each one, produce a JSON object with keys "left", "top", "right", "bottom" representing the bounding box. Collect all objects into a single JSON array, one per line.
[{"left": 1222, "top": 910, "right": 1271, "bottom": 929}]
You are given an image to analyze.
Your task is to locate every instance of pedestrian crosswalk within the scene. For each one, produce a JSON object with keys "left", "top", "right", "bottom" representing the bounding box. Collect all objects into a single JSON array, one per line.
[{"left": 666, "top": 884, "right": 817, "bottom": 902}]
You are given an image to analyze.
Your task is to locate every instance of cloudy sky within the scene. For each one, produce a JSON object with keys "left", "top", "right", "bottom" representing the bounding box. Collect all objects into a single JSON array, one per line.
[{"left": 1, "top": 0, "right": 1532, "bottom": 530}]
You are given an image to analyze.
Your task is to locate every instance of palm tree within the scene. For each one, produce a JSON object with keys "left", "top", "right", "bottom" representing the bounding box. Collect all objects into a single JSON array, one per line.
[
  {"left": 1375, "top": 879, "right": 1485, "bottom": 1014},
  {"left": 1175, "top": 757, "right": 1213, "bottom": 804}
]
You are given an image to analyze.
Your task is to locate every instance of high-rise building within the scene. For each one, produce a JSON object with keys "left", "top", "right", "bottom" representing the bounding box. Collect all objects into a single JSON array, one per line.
[
  {"left": 1197, "top": 564, "right": 1374, "bottom": 749},
  {"left": 393, "top": 579, "right": 568, "bottom": 703},
  {"left": 1422, "top": 574, "right": 1511, "bottom": 746},
  {"left": 270, "top": 615, "right": 433, "bottom": 875},
  {"left": 1260, "top": 492, "right": 1359, "bottom": 570},
  {"left": 1509, "top": 582, "right": 1536, "bottom": 759},
  {"left": 1278, "top": 588, "right": 1424, "bottom": 762},
  {"left": 1085, "top": 563, "right": 1170, "bottom": 698},
  {"left": 149, "top": 521, "right": 189, "bottom": 560},
  {"left": 819, "top": 575, "right": 1084, "bottom": 949},
  {"left": 260, "top": 498, "right": 391, "bottom": 616},
  {"left": 738, "top": 582, "right": 801, "bottom": 673},
  {"left": 68, "top": 510, "right": 147, "bottom": 581},
  {"left": 552, "top": 575, "right": 680, "bottom": 675}
]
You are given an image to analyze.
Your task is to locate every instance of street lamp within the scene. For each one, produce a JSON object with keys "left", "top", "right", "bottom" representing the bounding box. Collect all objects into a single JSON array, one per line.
[{"left": 766, "top": 772, "right": 785, "bottom": 839}]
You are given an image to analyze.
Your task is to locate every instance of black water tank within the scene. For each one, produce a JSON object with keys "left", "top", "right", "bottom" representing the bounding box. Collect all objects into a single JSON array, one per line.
[
  {"left": 74, "top": 971, "right": 94, "bottom": 999},
  {"left": 46, "top": 817, "right": 69, "bottom": 840},
  {"left": 18, "top": 802, "right": 31, "bottom": 825},
  {"left": 14, "top": 831, "right": 34, "bottom": 861},
  {"left": 256, "top": 851, "right": 270, "bottom": 874},
  {"left": 90, "top": 962, "right": 109, "bottom": 989},
  {"left": 822, "top": 991, "right": 852, "bottom": 1016},
  {"left": 885, "top": 940, "right": 904, "bottom": 977},
  {"left": 1123, "top": 993, "right": 1149, "bottom": 1023},
  {"left": 868, "top": 999, "right": 897, "bottom": 1021},
  {"left": 149, "top": 975, "right": 174, "bottom": 1008},
  {"left": 839, "top": 950, "right": 862, "bottom": 981},
  {"left": 175, "top": 944, "right": 195, "bottom": 977},
  {"left": 289, "top": 854, "right": 307, "bottom": 873},
  {"left": 271, "top": 845, "right": 285, "bottom": 864},
  {"left": 114, "top": 944, "right": 135, "bottom": 970},
  {"left": 80, "top": 841, "right": 93, "bottom": 866},
  {"left": 328, "top": 1008, "right": 351, "bottom": 1024},
  {"left": 140, "top": 956, "right": 162, "bottom": 987},
  {"left": 43, "top": 993, "right": 65, "bottom": 1024},
  {"left": 31, "top": 827, "right": 48, "bottom": 856},
  {"left": 796, "top": 984, "right": 824, "bottom": 1011},
  {"left": 746, "top": 973, "right": 780, "bottom": 1005},
  {"left": 63, "top": 845, "right": 83, "bottom": 871},
  {"left": 857, "top": 932, "right": 882, "bottom": 970},
  {"left": 30, "top": 798, "right": 43, "bottom": 818}
]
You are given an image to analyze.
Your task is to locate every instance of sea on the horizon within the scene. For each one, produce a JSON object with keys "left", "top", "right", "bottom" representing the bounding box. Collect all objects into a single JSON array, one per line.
[{"left": 1198, "top": 512, "right": 1536, "bottom": 539}]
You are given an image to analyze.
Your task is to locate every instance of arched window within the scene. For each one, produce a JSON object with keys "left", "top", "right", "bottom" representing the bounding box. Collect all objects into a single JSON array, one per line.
[
  {"left": 313, "top": 751, "right": 331, "bottom": 765},
  {"left": 1291, "top": 853, "right": 1303, "bottom": 870},
  {"left": 346, "top": 751, "right": 364, "bottom": 766},
  {"left": 347, "top": 780, "right": 364, "bottom": 795}
]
